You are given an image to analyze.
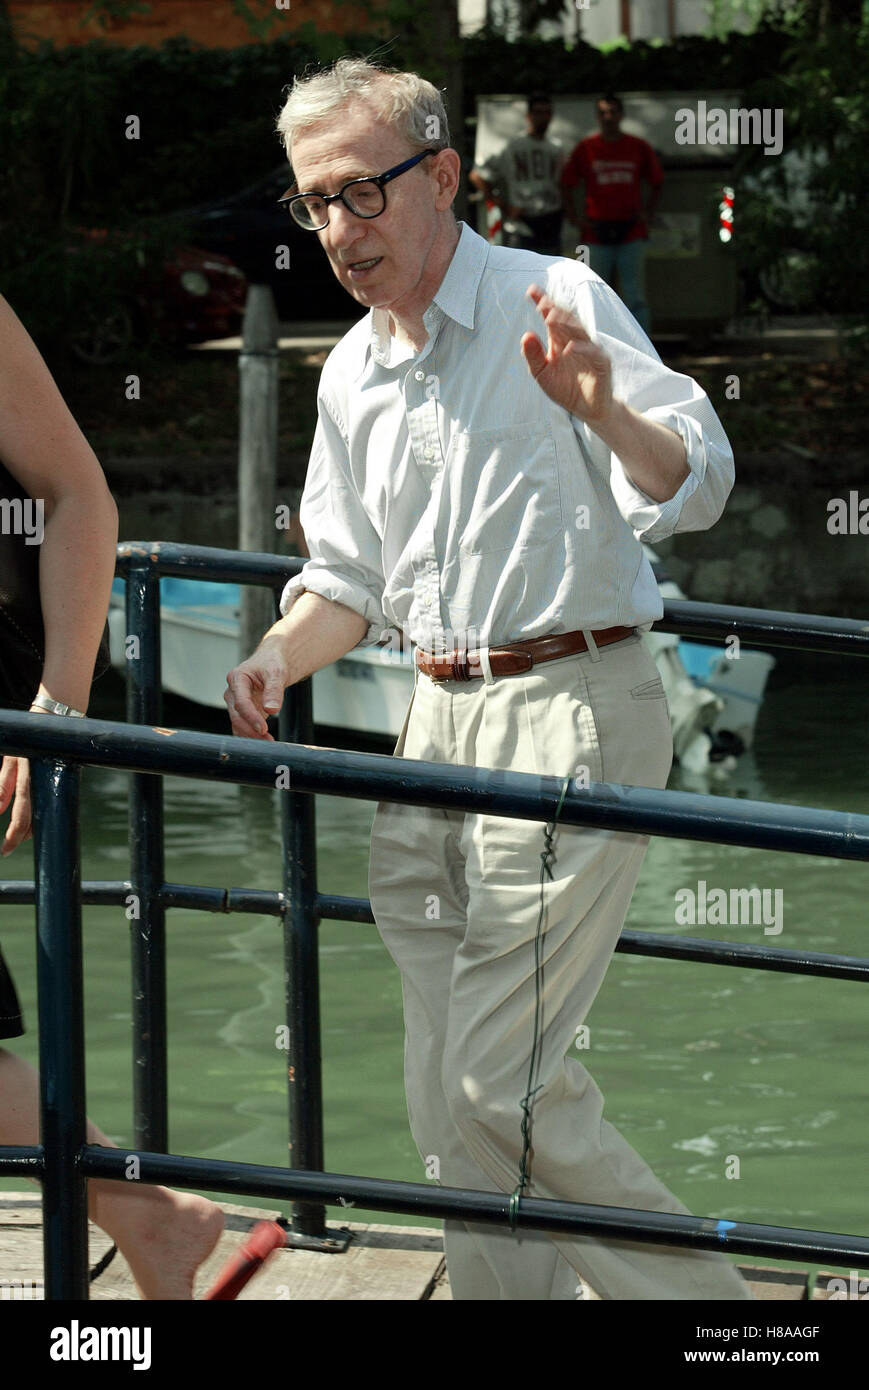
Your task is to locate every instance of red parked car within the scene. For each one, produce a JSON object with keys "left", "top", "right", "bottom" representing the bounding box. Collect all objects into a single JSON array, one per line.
[{"left": 67, "top": 228, "right": 248, "bottom": 364}]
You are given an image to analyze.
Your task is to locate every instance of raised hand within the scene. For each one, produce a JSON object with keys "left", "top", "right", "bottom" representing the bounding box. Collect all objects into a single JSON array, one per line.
[{"left": 520, "top": 284, "right": 614, "bottom": 426}]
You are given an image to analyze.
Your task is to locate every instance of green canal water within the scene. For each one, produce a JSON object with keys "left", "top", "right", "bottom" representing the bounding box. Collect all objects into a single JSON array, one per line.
[{"left": 2, "top": 649, "right": 868, "bottom": 1284}]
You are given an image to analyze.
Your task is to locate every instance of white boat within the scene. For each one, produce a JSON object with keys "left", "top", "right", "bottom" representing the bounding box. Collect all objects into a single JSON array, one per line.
[
  {"left": 642, "top": 547, "right": 775, "bottom": 774},
  {"left": 107, "top": 548, "right": 774, "bottom": 774}
]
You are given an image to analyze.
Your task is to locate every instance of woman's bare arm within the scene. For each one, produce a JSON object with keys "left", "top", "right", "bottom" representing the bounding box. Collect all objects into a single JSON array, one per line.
[
  {"left": 0, "top": 294, "right": 118, "bottom": 712},
  {"left": 0, "top": 294, "right": 119, "bottom": 854}
]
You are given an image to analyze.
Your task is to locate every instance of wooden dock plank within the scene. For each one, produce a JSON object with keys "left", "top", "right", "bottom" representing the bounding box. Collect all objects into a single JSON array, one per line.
[
  {"left": 425, "top": 1258, "right": 453, "bottom": 1300},
  {"left": 424, "top": 1266, "right": 806, "bottom": 1301},
  {"left": 736, "top": 1263, "right": 808, "bottom": 1300},
  {"left": 811, "top": 1270, "right": 869, "bottom": 1300},
  {"left": 248, "top": 1222, "right": 446, "bottom": 1302},
  {"left": 0, "top": 1194, "right": 826, "bottom": 1301},
  {"left": 0, "top": 1196, "right": 446, "bottom": 1301}
]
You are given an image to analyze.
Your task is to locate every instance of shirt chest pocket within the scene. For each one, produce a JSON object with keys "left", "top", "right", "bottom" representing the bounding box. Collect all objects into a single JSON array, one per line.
[{"left": 447, "top": 424, "right": 564, "bottom": 556}]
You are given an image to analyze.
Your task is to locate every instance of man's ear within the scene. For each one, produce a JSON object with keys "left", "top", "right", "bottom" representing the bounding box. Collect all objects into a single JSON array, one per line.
[{"left": 433, "top": 148, "right": 461, "bottom": 211}]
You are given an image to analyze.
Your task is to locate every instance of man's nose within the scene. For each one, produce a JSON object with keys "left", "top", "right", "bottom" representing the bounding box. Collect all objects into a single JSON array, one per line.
[{"left": 324, "top": 200, "right": 367, "bottom": 251}]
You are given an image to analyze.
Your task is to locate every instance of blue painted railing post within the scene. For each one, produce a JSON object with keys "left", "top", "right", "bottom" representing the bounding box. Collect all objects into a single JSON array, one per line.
[
  {"left": 125, "top": 556, "right": 168, "bottom": 1152},
  {"left": 32, "top": 756, "right": 89, "bottom": 1299},
  {"left": 278, "top": 645, "right": 326, "bottom": 1238}
]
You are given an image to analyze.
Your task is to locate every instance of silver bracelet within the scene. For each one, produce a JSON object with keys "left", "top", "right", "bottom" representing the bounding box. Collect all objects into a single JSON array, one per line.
[{"left": 29, "top": 695, "right": 87, "bottom": 718}]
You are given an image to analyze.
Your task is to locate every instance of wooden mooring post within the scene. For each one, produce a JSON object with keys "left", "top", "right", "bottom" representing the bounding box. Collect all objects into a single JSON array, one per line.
[{"left": 238, "top": 284, "right": 279, "bottom": 663}]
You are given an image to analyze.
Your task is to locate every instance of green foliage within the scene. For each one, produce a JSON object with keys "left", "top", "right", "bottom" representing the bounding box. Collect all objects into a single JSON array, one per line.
[
  {"left": 703, "top": 0, "right": 780, "bottom": 40},
  {"left": 483, "top": 0, "right": 573, "bottom": 41},
  {"left": 461, "top": 28, "right": 782, "bottom": 97},
  {"left": 229, "top": 0, "right": 286, "bottom": 43},
  {"left": 841, "top": 321, "right": 869, "bottom": 364},
  {"left": 728, "top": 7, "right": 869, "bottom": 312},
  {"left": 2, "top": 9, "right": 867, "bottom": 336},
  {"left": 80, "top": 0, "right": 153, "bottom": 29}
]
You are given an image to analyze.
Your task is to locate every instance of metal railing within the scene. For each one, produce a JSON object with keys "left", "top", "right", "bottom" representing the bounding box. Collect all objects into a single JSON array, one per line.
[{"left": 1, "top": 540, "right": 869, "bottom": 1299}]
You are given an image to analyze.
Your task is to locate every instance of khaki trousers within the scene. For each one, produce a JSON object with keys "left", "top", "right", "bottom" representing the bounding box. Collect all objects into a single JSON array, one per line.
[{"left": 368, "top": 632, "right": 753, "bottom": 1301}]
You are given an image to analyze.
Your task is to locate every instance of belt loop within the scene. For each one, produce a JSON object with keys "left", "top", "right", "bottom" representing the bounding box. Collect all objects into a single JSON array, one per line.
[
  {"left": 583, "top": 628, "right": 602, "bottom": 663},
  {"left": 478, "top": 645, "right": 495, "bottom": 685}
]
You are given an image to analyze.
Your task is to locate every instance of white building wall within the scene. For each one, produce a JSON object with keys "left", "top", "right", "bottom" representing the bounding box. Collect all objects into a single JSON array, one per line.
[
  {"left": 458, "top": 0, "right": 759, "bottom": 44},
  {"left": 459, "top": 0, "right": 488, "bottom": 37}
]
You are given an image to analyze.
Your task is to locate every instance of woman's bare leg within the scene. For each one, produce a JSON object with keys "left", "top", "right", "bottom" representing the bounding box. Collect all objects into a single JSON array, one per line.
[{"left": 0, "top": 1047, "right": 224, "bottom": 1299}]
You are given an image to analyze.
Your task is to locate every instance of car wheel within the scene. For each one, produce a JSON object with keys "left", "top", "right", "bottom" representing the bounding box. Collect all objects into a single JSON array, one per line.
[
  {"left": 68, "top": 300, "right": 136, "bottom": 365},
  {"left": 757, "top": 249, "right": 821, "bottom": 312}
]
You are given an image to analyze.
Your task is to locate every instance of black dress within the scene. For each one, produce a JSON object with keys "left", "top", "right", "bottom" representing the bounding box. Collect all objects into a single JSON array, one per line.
[
  {"left": 0, "top": 455, "right": 34, "bottom": 1040},
  {"left": 0, "top": 942, "right": 24, "bottom": 1038}
]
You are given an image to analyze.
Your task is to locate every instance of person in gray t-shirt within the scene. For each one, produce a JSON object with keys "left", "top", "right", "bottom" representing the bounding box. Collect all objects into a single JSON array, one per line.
[{"left": 470, "top": 92, "right": 565, "bottom": 255}]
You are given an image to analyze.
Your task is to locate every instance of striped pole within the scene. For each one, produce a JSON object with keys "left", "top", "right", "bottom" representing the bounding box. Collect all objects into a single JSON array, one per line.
[{"left": 484, "top": 197, "right": 503, "bottom": 245}]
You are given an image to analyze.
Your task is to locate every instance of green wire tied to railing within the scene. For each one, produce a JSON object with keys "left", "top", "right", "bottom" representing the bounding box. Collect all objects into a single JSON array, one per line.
[{"left": 508, "top": 772, "right": 573, "bottom": 1232}]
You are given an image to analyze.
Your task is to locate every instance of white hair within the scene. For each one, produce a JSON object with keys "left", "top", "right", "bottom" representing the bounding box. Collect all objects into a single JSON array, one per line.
[{"left": 276, "top": 57, "right": 450, "bottom": 165}]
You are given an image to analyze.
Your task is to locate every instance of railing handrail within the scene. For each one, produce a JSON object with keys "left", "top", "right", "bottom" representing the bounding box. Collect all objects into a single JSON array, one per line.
[
  {"left": 116, "top": 539, "right": 869, "bottom": 654},
  {"left": 3, "top": 1141, "right": 869, "bottom": 1269},
  {"left": 0, "top": 710, "right": 867, "bottom": 861},
  {"left": 2, "top": 541, "right": 868, "bottom": 1300},
  {"left": 116, "top": 539, "right": 303, "bottom": 586}
]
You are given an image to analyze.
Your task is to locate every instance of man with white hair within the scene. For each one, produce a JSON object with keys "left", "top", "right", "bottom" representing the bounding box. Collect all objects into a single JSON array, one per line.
[{"left": 224, "top": 58, "right": 752, "bottom": 1302}]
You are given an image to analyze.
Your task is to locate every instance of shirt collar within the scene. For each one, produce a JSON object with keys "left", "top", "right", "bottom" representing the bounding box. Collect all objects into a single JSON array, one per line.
[
  {"left": 430, "top": 220, "right": 487, "bottom": 331},
  {"left": 368, "top": 221, "right": 488, "bottom": 369}
]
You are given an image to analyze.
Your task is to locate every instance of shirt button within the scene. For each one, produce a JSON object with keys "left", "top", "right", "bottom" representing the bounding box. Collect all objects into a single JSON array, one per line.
[
  {"left": 423, "top": 447, "right": 434, "bottom": 460},
  {"left": 414, "top": 369, "right": 425, "bottom": 381}
]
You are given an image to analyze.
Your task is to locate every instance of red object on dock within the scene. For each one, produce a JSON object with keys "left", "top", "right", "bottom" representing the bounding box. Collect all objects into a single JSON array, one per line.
[{"left": 202, "top": 1220, "right": 286, "bottom": 1300}]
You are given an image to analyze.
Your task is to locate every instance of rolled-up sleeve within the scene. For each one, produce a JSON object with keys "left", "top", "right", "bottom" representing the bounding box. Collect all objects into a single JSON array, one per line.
[
  {"left": 560, "top": 271, "right": 735, "bottom": 541},
  {"left": 280, "top": 393, "right": 387, "bottom": 647}
]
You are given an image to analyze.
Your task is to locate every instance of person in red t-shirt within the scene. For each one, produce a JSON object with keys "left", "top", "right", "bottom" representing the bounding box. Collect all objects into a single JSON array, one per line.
[{"left": 561, "top": 93, "right": 664, "bottom": 334}]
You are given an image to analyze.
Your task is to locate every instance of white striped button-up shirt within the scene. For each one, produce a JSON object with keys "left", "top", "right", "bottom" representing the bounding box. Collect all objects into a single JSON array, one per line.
[{"left": 280, "top": 221, "right": 733, "bottom": 651}]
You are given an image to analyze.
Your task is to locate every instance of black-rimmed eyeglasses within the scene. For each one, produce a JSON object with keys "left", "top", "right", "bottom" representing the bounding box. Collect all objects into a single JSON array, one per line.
[{"left": 278, "top": 149, "right": 439, "bottom": 231}]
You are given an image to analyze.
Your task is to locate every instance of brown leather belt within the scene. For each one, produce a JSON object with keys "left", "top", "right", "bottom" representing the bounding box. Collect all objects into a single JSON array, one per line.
[{"left": 415, "top": 626, "right": 636, "bottom": 682}]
